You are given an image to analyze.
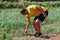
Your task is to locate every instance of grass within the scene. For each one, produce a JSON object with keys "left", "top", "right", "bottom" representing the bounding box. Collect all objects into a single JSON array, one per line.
[{"left": 0, "top": 7, "right": 60, "bottom": 40}]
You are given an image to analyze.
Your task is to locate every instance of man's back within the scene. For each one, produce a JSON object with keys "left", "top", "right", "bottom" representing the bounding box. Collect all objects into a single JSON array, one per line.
[{"left": 26, "top": 5, "right": 47, "bottom": 18}]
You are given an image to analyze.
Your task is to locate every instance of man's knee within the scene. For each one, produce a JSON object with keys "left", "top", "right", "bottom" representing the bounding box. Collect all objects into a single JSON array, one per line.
[{"left": 35, "top": 19, "right": 40, "bottom": 24}]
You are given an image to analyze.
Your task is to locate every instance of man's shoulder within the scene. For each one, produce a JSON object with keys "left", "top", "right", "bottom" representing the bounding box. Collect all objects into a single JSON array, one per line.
[
  {"left": 27, "top": 5, "right": 39, "bottom": 8},
  {"left": 28, "top": 5, "right": 37, "bottom": 6},
  {"left": 41, "top": 6, "right": 47, "bottom": 9}
]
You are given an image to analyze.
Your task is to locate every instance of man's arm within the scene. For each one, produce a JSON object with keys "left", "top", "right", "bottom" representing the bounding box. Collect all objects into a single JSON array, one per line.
[
  {"left": 36, "top": 6, "right": 47, "bottom": 17},
  {"left": 25, "top": 17, "right": 30, "bottom": 33}
]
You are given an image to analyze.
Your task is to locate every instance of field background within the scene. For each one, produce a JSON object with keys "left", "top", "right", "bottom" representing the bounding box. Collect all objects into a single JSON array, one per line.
[
  {"left": 0, "top": 7, "right": 60, "bottom": 40},
  {"left": 0, "top": 0, "right": 60, "bottom": 40}
]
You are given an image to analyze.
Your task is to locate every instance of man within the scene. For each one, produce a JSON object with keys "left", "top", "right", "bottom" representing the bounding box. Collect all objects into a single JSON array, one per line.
[{"left": 20, "top": 5, "right": 48, "bottom": 37}]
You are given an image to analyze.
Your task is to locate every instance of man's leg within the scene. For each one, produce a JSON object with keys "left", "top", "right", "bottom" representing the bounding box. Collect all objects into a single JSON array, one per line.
[
  {"left": 33, "top": 19, "right": 41, "bottom": 33},
  {"left": 33, "top": 19, "right": 42, "bottom": 37}
]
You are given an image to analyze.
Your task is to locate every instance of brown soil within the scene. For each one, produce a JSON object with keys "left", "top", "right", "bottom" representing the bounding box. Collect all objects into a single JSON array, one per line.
[{"left": 13, "top": 33, "right": 60, "bottom": 40}]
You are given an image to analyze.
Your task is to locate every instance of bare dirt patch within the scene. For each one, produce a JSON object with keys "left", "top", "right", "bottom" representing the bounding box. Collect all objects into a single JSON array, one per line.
[{"left": 13, "top": 33, "right": 60, "bottom": 40}]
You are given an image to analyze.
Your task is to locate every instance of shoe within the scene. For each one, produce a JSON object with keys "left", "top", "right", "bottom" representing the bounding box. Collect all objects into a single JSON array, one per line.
[{"left": 34, "top": 33, "right": 42, "bottom": 37}]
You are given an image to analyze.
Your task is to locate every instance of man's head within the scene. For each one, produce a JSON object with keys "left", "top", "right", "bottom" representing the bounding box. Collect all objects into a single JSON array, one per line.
[{"left": 20, "top": 8, "right": 28, "bottom": 15}]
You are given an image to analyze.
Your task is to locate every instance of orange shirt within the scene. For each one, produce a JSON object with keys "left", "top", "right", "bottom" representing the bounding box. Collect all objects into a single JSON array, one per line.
[{"left": 25, "top": 5, "right": 47, "bottom": 18}]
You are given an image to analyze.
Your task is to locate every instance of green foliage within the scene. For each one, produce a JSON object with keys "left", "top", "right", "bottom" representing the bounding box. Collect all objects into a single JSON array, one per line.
[
  {"left": 0, "top": 1, "right": 22, "bottom": 8},
  {"left": 0, "top": 0, "right": 60, "bottom": 2},
  {"left": 27, "top": 0, "right": 60, "bottom": 1},
  {"left": 0, "top": 0, "right": 18, "bottom": 2},
  {"left": 0, "top": 7, "right": 60, "bottom": 40},
  {"left": 0, "top": 1, "right": 60, "bottom": 8}
]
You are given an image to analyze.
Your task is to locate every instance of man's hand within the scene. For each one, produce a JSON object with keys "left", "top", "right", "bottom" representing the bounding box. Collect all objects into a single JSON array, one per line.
[
  {"left": 43, "top": 13, "right": 47, "bottom": 18},
  {"left": 24, "top": 29, "right": 28, "bottom": 33}
]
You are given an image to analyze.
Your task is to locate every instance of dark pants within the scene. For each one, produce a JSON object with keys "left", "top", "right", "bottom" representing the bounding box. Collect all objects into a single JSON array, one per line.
[{"left": 34, "top": 10, "right": 48, "bottom": 22}]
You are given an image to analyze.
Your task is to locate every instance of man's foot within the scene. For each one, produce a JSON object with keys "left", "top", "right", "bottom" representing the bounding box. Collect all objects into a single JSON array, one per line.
[{"left": 34, "top": 33, "right": 42, "bottom": 37}]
